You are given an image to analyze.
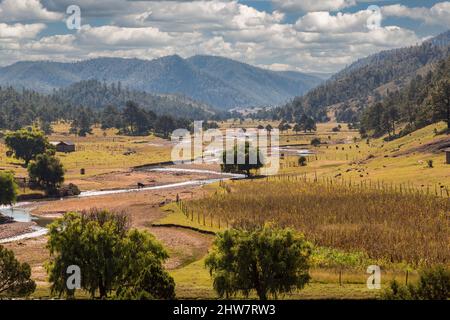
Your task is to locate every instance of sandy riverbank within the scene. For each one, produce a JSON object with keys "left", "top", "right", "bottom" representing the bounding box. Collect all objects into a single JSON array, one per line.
[
  {"left": 68, "top": 163, "right": 222, "bottom": 190},
  {"left": 2, "top": 178, "right": 214, "bottom": 286},
  {"left": 0, "top": 221, "right": 35, "bottom": 240}
]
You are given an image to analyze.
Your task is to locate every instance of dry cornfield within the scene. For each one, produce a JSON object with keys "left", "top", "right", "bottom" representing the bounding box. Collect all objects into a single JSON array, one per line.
[{"left": 186, "top": 179, "right": 450, "bottom": 266}]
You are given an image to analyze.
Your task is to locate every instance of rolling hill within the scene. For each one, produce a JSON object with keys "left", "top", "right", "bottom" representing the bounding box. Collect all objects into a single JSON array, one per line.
[
  {"left": 278, "top": 30, "right": 450, "bottom": 121},
  {"left": 0, "top": 55, "right": 322, "bottom": 110},
  {"left": 51, "top": 79, "right": 216, "bottom": 120}
]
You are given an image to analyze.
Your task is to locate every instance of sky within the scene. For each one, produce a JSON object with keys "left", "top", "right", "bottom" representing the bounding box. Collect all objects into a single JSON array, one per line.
[{"left": 0, "top": 0, "right": 449, "bottom": 73}]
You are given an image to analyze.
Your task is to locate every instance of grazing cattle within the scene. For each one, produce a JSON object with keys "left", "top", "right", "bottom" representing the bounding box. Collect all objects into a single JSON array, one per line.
[{"left": 137, "top": 182, "right": 145, "bottom": 189}]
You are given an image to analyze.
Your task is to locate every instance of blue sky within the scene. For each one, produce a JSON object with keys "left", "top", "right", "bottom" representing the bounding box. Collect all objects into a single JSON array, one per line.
[{"left": 0, "top": 1, "right": 449, "bottom": 73}]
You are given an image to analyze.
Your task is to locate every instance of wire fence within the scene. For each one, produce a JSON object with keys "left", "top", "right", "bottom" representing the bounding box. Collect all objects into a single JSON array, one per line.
[{"left": 176, "top": 170, "right": 449, "bottom": 232}]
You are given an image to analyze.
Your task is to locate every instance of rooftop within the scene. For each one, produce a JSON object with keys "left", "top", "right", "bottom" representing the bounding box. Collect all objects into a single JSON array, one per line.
[{"left": 50, "top": 141, "right": 75, "bottom": 146}]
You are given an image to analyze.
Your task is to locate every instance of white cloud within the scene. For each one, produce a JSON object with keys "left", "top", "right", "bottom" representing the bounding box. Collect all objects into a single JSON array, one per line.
[
  {"left": 272, "top": 0, "right": 357, "bottom": 12},
  {"left": 75, "top": 25, "right": 178, "bottom": 47},
  {"left": 0, "top": 23, "right": 46, "bottom": 39},
  {"left": 0, "top": 0, "right": 432, "bottom": 73},
  {"left": 115, "top": 0, "right": 285, "bottom": 32},
  {"left": 295, "top": 10, "right": 373, "bottom": 32},
  {"left": 258, "top": 63, "right": 296, "bottom": 72},
  {"left": 382, "top": 2, "right": 450, "bottom": 28},
  {"left": 0, "top": 0, "right": 62, "bottom": 22},
  {"left": 42, "top": 0, "right": 137, "bottom": 17},
  {"left": 23, "top": 34, "right": 76, "bottom": 52}
]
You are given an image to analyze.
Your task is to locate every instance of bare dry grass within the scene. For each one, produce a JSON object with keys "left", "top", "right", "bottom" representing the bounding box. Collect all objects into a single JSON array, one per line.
[{"left": 185, "top": 178, "right": 450, "bottom": 266}]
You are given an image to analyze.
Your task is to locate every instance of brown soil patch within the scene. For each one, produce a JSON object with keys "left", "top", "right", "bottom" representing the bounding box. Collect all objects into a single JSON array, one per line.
[
  {"left": 393, "top": 135, "right": 450, "bottom": 157},
  {"left": 149, "top": 227, "right": 212, "bottom": 269},
  {"left": 0, "top": 222, "right": 35, "bottom": 240},
  {"left": 68, "top": 164, "right": 223, "bottom": 191},
  {"left": 3, "top": 236, "right": 49, "bottom": 283},
  {"left": 32, "top": 183, "right": 207, "bottom": 225}
]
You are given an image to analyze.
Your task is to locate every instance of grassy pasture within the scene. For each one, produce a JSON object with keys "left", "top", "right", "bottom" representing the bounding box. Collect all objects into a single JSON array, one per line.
[
  {"left": 275, "top": 122, "right": 450, "bottom": 188},
  {"left": 217, "top": 120, "right": 448, "bottom": 187},
  {"left": 0, "top": 123, "right": 173, "bottom": 182},
  {"left": 171, "top": 256, "right": 423, "bottom": 299},
  {"left": 49, "top": 123, "right": 172, "bottom": 180}
]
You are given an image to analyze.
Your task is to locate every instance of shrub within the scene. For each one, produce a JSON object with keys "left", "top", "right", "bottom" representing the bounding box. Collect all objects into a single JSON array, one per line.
[
  {"left": 383, "top": 266, "right": 450, "bottom": 300},
  {"left": 58, "top": 183, "right": 81, "bottom": 197},
  {"left": 332, "top": 127, "right": 340, "bottom": 132},
  {"left": 298, "top": 156, "right": 307, "bottom": 167},
  {"left": 415, "top": 266, "right": 450, "bottom": 299},
  {"left": 310, "top": 246, "right": 369, "bottom": 286},
  {"left": 310, "top": 138, "right": 321, "bottom": 147},
  {"left": 383, "top": 280, "right": 415, "bottom": 300}
]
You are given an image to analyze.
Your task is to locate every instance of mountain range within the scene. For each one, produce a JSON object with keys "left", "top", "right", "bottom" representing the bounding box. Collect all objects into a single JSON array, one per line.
[
  {"left": 281, "top": 30, "right": 450, "bottom": 120},
  {"left": 0, "top": 55, "right": 322, "bottom": 110}
]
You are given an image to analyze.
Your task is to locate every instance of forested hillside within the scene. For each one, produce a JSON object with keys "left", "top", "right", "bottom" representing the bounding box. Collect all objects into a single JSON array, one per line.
[
  {"left": 0, "top": 81, "right": 221, "bottom": 132},
  {"left": 272, "top": 30, "right": 450, "bottom": 122},
  {"left": 0, "top": 86, "right": 65, "bottom": 131},
  {"left": 52, "top": 80, "right": 216, "bottom": 120},
  {"left": 360, "top": 55, "right": 450, "bottom": 137},
  {"left": 0, "top": 55, "right": 322, "bottom": 109}
]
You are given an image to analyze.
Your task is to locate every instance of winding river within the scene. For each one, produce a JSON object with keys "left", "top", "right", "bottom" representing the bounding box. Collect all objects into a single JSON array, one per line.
[
  {"left": 0, "top": 167, "right": 245, "bottom": 243},
  {"left": 0, "top": 205, "right": 51, "bottom": 244}
]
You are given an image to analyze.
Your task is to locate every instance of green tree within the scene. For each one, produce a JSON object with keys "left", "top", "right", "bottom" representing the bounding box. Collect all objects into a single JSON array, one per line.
[
  {"left": 39, "top": 120, "right": 53, "bottom": 135},
  {"left": 5, "top": 128, "right": 52, "bottom": 165},
  {"left": 304, "top": 117, "right": 317, "bottom": 132},
  {"left": 115, "top": 230, "right": 176, "bottom": 300},
  {"left": 278, "top": 121, "right": 291, "bottom": 134},
  {"left": 46, "top": 209, "right": 175, "bottom": 299},
  {"left": 221, "top": 142, "right": 264, "bottom": 176},
  {"left": 205, "top": 225, "right": 312, "bottom": 300},
  {"left": 296, "top": 114, "right": 315, "bottom": 133},
  {"left": 0, "top": 245, "right": 36, "bottom": 297},
  {"left": 154, "top": 115, "right": 176, "bottom": 138},
  {"left": 122, "top": 101, "right": 155, "bottom": 136},
  {"left": 101, "top": 105, "right": 122, "bottom": 130},
  {"left": 70, "top": 108, "right": 93, "bottom": 137},
  {"left": 0, "top": 172, "right": 18, "bottom": 206},
  {"left": 431, "top": 79, "right": 450, "bottom": 130},
  {"left": 361, "top": 102, "right": 385, "bottom": 137},
  {"left": 28, "top": 154, "right": 65, "bottom": 195}
]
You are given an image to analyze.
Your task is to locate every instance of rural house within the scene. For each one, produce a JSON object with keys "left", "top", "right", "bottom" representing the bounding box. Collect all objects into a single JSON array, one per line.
[{"left": 50, "top": 141, "right": 76, "bottom": 153}]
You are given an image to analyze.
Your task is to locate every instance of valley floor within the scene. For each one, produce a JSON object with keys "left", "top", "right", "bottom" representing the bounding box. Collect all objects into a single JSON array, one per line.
[{"left": 0, "top": 121, "right": 448, "bottom": 299}]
